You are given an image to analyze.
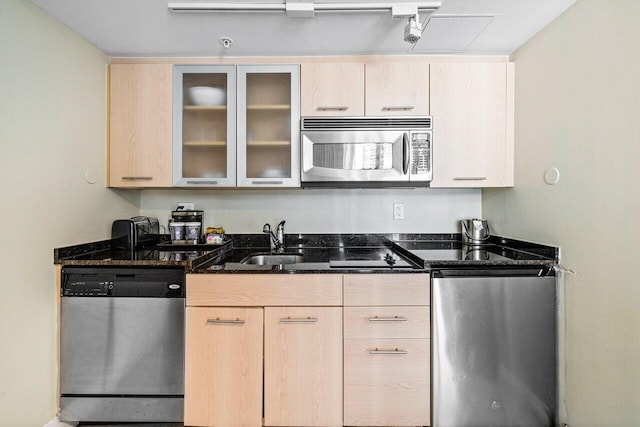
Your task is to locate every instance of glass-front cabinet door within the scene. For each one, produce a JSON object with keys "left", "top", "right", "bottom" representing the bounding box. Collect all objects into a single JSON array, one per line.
[
  {"left": 237, "top": 65, "right": 300, "bottom": 187},
  {"left": 173, "top": 65, "right": 236, "bottom": 186}
]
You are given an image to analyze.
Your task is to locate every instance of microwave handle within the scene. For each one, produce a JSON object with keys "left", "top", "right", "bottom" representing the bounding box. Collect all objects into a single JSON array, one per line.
[{"left": 403, "top": 132, "right": 410, "bottom": 175}]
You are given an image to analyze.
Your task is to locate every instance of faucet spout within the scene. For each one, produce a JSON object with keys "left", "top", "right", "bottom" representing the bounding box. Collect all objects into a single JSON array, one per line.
[
  {"left": 263, "top": 222, "right": 285, "bottom": 252},
  {"left": 276, "top": 220, "right": 286, "bottom": 251}
]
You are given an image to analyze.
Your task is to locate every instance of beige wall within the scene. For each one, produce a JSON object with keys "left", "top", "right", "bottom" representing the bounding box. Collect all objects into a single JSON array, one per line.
[
  {"left": 140, "top": 188, "right": 482, "bottom": 233},
  {"left": 483, "top": 0, "right": 640, "bottom": 425},
  {"left": 0, "top": 1, "right": 139, "bottom": 425}
]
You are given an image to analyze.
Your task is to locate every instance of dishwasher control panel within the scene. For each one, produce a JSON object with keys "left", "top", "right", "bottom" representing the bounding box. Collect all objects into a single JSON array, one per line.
[
  {"left": 63, "top": 280, "right": 114, "bottom": 296},
  {"left": 61, "top": 267, "right": 185, "bottom": 298}
]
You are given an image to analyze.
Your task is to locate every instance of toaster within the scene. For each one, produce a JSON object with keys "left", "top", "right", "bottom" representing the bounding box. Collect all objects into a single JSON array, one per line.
[{"left": 111, "top": 216, "right": 160, "bottom": 249}]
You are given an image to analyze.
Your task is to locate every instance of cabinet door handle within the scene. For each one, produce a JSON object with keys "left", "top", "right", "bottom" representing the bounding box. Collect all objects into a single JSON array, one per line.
[
  {"left": 121, "top": 176, "right": 153, "bottom": 181},
  {"left": 382, "top": 106, "right": 415, "bottom": 111},
  {"left": 186, "top": 180, "right": 219, "bottom": 185},
  {"left": 369, "top": 348, "right": 408, "bottom": 355},
  {"left": 279, "top": 316, "right": 318, "bottom": 323},
  {"left": 317, "top": 106, "right": 348, "bottom": 111},
  {"left": 207, "top": 317, "right": 245, "bottom": 325},
  {"left": 402, "top": 132, "right": 409, "bottom": 175},
  {"left": 453, "top": 177, "right": 487, "bottom": 181},
  {"left": 251, "top": 180, "right": 284, "bottom": 185},
  {"left": 368, "top": 316, "right": 408, "bottom": 322}
]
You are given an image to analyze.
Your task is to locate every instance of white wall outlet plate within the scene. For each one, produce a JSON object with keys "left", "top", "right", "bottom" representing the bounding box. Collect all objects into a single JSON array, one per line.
[
  {"left": 393, "top": 202, "right": 405, "bottom": 220},
  {"left": 177, "top": 202, "right": 195, "bottom": 210}
]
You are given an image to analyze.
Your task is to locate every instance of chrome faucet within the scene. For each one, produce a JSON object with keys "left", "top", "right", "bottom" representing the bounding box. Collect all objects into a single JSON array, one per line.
[{"left": 263, "top": 220, "right": 286, "bottom": 252}]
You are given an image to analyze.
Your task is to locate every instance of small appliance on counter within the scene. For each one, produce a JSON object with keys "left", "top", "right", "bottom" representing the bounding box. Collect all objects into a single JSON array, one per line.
[
  {"left": 170, "top": 208, "right": 204, "bottom": 244},
  {"left": 461, "top": 218, "right": 491, "bottom": 245},
  {"left": 111, "top": 216, "right": 160, "bottom": 250}
]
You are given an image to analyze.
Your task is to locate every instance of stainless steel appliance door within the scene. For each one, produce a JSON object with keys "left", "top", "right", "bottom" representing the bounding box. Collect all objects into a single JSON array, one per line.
[
  {"left": 432, "top": 274, "right": 556, "bottom": 427},
  {"left": 301, "top": 130, "right": 408, "bottom": 182},
  {"left": 60, "top": 298, "right": 185, "bottom": 395}
]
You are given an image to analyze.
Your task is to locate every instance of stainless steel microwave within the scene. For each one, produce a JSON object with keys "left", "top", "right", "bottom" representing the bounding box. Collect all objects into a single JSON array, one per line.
[{"left": 300, "top": 116, "right": 432, "bottom": 187}]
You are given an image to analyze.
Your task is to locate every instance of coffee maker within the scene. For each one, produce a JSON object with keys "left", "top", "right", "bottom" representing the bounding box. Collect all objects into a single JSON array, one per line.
[{"left": 170, "top": 209, "right": 204, "bottom": 244}]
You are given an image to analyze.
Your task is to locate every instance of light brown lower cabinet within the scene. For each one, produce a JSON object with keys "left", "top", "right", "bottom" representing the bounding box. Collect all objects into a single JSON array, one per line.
[
  {"left": 343, "top": 274, "right": 431, "bottom": 426},
  {"left": 184, "top": 307, "right": 263, "bottom": 427},
  {"left": 184, "top": 273, "right": 430, "bottom": 427},
  {"left": 264, "top": 307, "right": 343, "bottom": 427},
  {"left": 184, "top": 274, "right": 343, "bottom": 427}
]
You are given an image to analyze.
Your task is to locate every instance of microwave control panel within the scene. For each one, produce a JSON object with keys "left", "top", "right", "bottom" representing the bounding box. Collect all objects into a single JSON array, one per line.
[{"left": 410, "top": 132, "right": 432, "bottom": 179}]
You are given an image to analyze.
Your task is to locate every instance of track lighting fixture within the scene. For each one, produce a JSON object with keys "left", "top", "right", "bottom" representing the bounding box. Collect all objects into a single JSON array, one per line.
[{"left": 168, "top": 1, "right": 440, "bottom": 44}]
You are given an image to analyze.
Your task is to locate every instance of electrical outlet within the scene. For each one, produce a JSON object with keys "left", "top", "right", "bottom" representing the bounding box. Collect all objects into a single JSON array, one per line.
[
  {"left": 177, "top": 202, "right": 195, "bottom": 211},
  {"left": 393, "top": 203, "right": 405, "bottom": 220}
]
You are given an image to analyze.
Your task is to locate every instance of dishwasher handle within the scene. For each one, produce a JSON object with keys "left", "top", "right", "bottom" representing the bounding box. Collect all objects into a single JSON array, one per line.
[{"left": 432, "top": 266, "right": 554, "bottom": 278}]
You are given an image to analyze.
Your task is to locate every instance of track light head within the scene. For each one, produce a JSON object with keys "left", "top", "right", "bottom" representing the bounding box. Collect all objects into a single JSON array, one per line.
[{"left": 404, "top": 14, "right": 422, "bottom": 44}]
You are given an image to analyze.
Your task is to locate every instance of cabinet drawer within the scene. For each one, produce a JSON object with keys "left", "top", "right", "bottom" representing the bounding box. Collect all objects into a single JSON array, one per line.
[
  {"left": 187, "top": 274, "right": 342, "bottom": 306},
  {"left": 343, "top": 274, "right": 430, "bottom": 306},
  {"left": 344, "top": 338, "right": 430, "bottom": 426},
  {"left": 344, "top": 306, "right": 430, "bottom": 339}
]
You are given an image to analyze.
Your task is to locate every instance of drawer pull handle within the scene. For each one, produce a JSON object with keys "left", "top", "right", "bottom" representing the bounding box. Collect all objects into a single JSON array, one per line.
[
  {"left": 369, "top": 348, "right": 408, "bottom": 355},
  {"left": 207, "top": 317, "right": 245, "bottom": 324},
  {"left": 382, "top": 105, "right": 415, "bottom": 111},
  {"left": 368, "top": 316, "right": 408, "bottom": 322},
  {"left": 317, "top": 106, "right": 349, "bottom": 111},
  {"left": 121, "top": 176, "right": 153, "bottom": 181},
  {"left": 279, "top": 316, "right": 318, "bottom": 323},
  {"left": 453, "top": 177, "right": 487, "bottom": 181}
]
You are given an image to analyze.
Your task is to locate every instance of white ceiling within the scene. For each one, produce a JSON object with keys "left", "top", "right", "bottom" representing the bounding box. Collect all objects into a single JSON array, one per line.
[{"left": 27, "top": 0, "right": 576, "bottom": 57}]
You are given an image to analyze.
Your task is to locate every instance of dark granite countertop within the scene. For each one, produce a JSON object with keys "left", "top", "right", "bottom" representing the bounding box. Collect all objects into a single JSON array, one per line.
[
  {"left": 54, "top": 236, "right": 229, "bottom": 270},
  {"left": 55, "top": 233, "right": 558, "bottom": 273}
]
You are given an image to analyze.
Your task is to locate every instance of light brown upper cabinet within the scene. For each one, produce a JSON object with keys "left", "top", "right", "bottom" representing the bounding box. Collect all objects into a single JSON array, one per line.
[
  {"left": 108, "top": 64, "right": 173, "bottom": 187},
  {"left": 173, "top": 65, "right": 237, "bottom": 187},
  {"left": 173, "top": 64, "right": 300, "bottom": 188},
  {"left": 430, "top": 62, "right": 515, "bottom": 188},
  {"left": 365, "top": 62, "right": 430, "bottom": 116},
  {"left": 300, "top": 63, "right": 365, "bottom": 116},
  {"left": 300, "top": 62, "right": 429, "bottom": 117},
  {"left": 237, "top": 65, "right": 301, "bottom": 188}
]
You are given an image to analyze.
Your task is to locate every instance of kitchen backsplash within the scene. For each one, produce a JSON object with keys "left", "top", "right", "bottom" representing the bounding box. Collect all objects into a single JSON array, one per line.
[{"left": 139, "top": 188, "right": 481, "bottom": 233}]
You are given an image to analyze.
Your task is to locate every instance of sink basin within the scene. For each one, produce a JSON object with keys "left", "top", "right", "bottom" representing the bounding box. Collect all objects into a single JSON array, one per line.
[{"left": 241, "top": 253, "right": 304, "bottom": 265}]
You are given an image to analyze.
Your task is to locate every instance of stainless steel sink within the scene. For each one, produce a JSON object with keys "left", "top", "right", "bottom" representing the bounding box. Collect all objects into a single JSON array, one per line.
[{"left": 241, "top": 253, "right": 304, "bottom": 265}]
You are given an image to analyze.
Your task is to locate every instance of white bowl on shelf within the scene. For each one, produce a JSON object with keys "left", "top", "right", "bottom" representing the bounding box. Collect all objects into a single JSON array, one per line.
[{"left": 186, "top": 86, "right": 226, "bottom": 106}]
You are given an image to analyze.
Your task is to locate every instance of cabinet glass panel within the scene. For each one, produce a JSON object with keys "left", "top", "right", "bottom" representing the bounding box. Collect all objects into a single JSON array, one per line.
[
  {"left": 237, "top": 64, "right": 299, "bottom": 187},
  {"left": 173, "top": 65, "right": 236, "bottom": 187},
  {"left": 245, "top": 72, "right": 292, "bottom": 179},
  {"left": 182, "top": 73, "right": 227, "bottom": 177}
]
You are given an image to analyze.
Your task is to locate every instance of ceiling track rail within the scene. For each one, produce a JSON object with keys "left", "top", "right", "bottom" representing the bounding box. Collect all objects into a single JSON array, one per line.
[{"left": 167, "top": 2, "right": 442, "bottom": 15}]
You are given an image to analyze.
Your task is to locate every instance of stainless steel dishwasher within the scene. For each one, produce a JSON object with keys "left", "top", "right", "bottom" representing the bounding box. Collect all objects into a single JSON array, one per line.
[
  {"left": 59, "top": 267, "right": 185, "bottom": 423},
  {"left": 432, "top": 267, "right": 557, "bottom": 427}
]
